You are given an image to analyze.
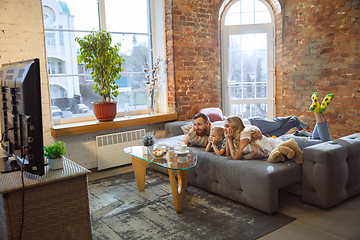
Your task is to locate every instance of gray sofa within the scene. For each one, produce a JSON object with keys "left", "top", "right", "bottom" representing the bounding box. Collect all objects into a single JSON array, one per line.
[{"left": 149, "top": 120, "right": 360, "bottom": 214}]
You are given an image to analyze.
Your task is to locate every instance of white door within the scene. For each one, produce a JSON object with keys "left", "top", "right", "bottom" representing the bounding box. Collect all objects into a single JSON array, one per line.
[{"left": 221, "top": 0, "right": 275, "bottom": 119}]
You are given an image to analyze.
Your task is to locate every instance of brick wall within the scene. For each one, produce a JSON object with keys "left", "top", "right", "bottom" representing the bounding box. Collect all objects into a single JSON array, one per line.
[
  {"left": 277, "top": 0, "right": 360, "bottom": 138},
  {"left": 167, "top": 0, "right": 360, "bottom": 138},
  {"left": 167, "top": 0, "right": 223, "bottom": 121}
]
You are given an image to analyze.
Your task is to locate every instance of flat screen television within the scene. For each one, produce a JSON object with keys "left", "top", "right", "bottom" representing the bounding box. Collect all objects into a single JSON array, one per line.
[{"left": 0, "top": 58, "right": 45, "bottom": 176}]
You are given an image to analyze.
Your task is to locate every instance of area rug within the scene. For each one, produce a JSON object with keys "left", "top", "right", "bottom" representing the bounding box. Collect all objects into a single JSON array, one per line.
[{"left": 88, "top": 169, "right": 295, "bottom": 240}]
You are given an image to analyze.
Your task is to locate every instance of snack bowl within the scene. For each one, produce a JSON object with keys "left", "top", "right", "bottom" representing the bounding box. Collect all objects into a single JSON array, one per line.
[{"left": 148, "top": 145, "right": 168, "bottom": 158}]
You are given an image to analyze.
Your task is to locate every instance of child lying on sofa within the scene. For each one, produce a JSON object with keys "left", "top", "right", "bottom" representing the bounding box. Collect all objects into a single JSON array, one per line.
[
  {"left": 225, "top": 92, "right": 334, "bottom": 160},
  {"left": 205, "top": 127, "right": 226, "bottom": 156}
]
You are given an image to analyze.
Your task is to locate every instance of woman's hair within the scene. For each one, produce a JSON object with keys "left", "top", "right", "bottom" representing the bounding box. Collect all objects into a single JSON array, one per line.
[{"left": 225, "top": 116, "right": 245, "bottom": 149}]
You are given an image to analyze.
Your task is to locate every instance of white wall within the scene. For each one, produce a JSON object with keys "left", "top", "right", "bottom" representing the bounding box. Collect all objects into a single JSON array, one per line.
[
  {"left": 0, "top": 0, "right": 53, "bottom": 144},
  {"left": 0, "top": 0, "right": 166, "bottom": 169}
]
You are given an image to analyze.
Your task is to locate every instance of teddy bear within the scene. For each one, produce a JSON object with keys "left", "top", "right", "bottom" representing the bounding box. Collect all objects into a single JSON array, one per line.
[{"left": 268, "top": 138, "right": 303, "bottom": 164}]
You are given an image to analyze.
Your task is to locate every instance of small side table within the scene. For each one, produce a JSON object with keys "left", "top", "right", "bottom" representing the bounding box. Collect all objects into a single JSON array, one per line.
[
  {"left": 0, "top": 157, "right": 92, "bottom": 240},
  {"left": 124, "top": 146, "right": 197, "bottom": 213}
]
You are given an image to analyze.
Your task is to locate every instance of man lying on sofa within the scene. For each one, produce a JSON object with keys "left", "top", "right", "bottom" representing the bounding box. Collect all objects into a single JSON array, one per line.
[{"left": 182, "top": 111, "right": 308, "bottom": 147}]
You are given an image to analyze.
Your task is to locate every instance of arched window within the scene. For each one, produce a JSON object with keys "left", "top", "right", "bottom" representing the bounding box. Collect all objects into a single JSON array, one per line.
[{"left": 221, "top": 0, "right": 275, "bottom": 118}]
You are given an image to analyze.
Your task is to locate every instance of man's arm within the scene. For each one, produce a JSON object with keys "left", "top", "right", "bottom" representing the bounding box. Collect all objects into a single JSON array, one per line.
[
  {"left": 182, "top": 123, "right": 194, "bottom": 145},
  {"left": 182, "top": 134, "right": 190, "bottom": 145},
  {"left": 187, "top": 131, "right": 208, "bottom": 147}
]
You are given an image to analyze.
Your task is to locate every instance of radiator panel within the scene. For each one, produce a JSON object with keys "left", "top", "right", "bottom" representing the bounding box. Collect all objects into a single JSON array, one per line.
[{"left": 96, "top": 129, "right": 145, "bottom": 170}]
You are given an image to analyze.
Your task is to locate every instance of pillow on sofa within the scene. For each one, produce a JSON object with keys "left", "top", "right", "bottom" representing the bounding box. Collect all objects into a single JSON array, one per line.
[
  {"left": 242, "top": 144, "right": 266, "bottom": 160},
  {"left": 198, "top": 108, "right": 224, "bottom": 122}
]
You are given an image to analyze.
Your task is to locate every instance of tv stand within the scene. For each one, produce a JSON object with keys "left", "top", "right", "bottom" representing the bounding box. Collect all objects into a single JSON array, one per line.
[{"left": 0, "top": 152, "right": 92, "bottom": 240}]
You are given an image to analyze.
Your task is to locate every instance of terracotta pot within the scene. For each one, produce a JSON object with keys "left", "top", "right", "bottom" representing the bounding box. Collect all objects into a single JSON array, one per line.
[{"left": 93, "top": 101, "right": 117, "bottom": 122}]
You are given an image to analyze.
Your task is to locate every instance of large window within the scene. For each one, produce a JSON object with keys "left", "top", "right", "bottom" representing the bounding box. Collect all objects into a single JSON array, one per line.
[
  {"left": 42, "top": 0, "right": 165, "bottom": 124},
  {"left": 221, "top": 0, "right": 275, "bottom": 119}
]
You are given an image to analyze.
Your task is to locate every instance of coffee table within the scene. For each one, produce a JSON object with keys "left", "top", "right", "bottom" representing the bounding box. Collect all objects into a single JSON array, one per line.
[{"left": 124, "top": 146, "right": 197, "bottom": 213}]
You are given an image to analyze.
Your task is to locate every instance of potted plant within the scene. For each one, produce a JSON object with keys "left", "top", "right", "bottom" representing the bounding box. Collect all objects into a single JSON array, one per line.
[
  {"left": 44, "top": 141, "right": 68, "bottom": 170},
  {"left": 141, "top": 132, "right": 155, "bottom": 154},
  {"left": 75, "top": 30, "right": 125, "bottom": 122}
]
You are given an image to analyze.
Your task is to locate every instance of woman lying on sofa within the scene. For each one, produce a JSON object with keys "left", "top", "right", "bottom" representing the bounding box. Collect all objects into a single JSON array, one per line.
[{"left": 225, "top": 92, "right": 334, "bottom": 160}]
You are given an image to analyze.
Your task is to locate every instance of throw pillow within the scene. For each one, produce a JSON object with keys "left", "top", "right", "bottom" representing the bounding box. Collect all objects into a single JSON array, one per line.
[
  {"left": 198, "top": 108, "right": 224, "bottom": 122},
  {"left": 242, "top": 144, "right": 266, "bottom": 160}
]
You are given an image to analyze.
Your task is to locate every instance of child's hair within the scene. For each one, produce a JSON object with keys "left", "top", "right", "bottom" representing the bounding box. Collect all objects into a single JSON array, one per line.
[{"left": 211, "top": 126, "right": 225, "bottom": 138}]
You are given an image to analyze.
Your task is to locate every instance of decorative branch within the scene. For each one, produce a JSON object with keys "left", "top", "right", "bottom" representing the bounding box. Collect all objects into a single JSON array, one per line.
[{"left": 144, "top": 57, "right": 162, "bottom": 113}]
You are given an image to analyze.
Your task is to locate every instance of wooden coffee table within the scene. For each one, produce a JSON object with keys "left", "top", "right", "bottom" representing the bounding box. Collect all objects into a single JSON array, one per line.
[{"left": 124, "top": 146, "right": 197, "bottom": 213}]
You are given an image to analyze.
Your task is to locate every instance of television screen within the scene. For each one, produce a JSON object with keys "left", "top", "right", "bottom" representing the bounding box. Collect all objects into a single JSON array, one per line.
[{"left": 0, "top": 58, "right": 45, "bottom": 176}]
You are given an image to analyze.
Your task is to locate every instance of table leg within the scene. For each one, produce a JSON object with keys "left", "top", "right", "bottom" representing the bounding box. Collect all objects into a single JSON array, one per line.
[
  {"left": 168, "top": 169, "right": 189, "bottom": 213},
  {"left": 131, "top": 156, "right": 150, "bottom": 191}
]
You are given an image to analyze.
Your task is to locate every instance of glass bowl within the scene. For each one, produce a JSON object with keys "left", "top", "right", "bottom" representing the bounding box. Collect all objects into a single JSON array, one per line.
[{"left": 148, "top": 145, "right": 169, "bottom": 159}]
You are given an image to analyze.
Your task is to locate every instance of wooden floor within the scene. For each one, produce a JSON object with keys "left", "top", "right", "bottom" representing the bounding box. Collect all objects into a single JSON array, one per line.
[{"left": 89, "top": 165, "right": 360, "bottom": 240}]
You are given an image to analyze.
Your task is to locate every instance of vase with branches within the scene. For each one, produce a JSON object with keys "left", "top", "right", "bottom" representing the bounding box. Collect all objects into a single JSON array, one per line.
[{"left": 144, "top": 57, "right": 162, "bottom": 115}]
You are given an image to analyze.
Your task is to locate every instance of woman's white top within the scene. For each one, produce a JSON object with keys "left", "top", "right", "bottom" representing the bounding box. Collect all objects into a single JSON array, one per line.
[{"left": 240, "top": 125, "right": 283, "bottom": 156}]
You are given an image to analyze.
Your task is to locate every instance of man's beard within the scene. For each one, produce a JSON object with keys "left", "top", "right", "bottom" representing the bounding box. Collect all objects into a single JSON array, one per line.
[{"left": 196, "top": 128, "right": 207, "bottom": 137}]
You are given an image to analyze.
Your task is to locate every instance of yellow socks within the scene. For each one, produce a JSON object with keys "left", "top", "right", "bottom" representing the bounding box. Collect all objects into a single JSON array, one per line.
[
  {"left": 309, "top": 92, "right": 320, "bottom": 113},
  {"left": 309, "top": 92, "right": 334, "bottom": 114},
  {"left": 319, "top": 93, "right": 334, "bottom": 114}
]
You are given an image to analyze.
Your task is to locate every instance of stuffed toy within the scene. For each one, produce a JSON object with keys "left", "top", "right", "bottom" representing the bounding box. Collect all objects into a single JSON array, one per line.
[{"left": 268, "top": 138, "right": 303, "bottom": 164}]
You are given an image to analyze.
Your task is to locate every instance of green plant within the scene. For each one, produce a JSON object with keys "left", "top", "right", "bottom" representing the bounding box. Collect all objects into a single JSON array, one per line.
[
  {"left": 75, "top": 30, "right": 125, "bottom": 102},
  {"left": 44, "top": 141, "right": 68, "bottom": 159},
  {"left": 141, "top": 133, "right": 155, "bottom": 146}
]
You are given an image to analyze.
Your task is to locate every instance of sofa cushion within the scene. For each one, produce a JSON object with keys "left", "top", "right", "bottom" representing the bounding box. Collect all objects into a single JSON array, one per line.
[
  {"left": 165, "top": 120, "right": 192, "bottom": 137},
  {"left": 198, "top": 107, "right": 224, "bottom": 122},
  {"left": 150, "top": 135, "right": 302, "bottom": 213},
  {"left": 302, "top": 133, "right": 360, "bottom": 208}
]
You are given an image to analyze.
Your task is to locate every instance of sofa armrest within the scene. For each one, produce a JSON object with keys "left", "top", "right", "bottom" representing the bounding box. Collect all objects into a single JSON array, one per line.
[
  {"left": 165, "top": 120, "right": 192, "bottom": 138},
  {"left": 302, "top": 133, "right": 360, "bottom": 208}
]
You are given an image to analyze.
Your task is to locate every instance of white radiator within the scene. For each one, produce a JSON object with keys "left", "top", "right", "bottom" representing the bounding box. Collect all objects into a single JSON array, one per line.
[{"left": 96, "top": 129, "right": 146, "bottom": 170}]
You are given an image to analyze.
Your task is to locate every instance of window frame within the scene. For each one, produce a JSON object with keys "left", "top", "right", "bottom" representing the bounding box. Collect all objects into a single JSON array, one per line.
[
  {"left": 221, "top": 0, "right": 276, "bottom": 118},
  {"left": 48, "top": 61, "right": 55, "bottom": 74},
  {"left": 45, "top": 32, "right": 56, "bottom": 46},
  {"left": 43, "top": 0, "right": 167, "bottom": 126},
  {"left": 58, "top": 62, "right": 63, "bottom": 74}
]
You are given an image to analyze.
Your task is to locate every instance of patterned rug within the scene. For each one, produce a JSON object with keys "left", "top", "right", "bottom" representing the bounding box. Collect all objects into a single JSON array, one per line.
[{"left": 89, "top": 169, "right": 295, "bottom": 240}]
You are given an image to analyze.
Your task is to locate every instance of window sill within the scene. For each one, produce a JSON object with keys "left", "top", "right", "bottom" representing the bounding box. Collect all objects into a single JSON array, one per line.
[{"left": 51, "top": 112, "right": 178, "bottom": 137}]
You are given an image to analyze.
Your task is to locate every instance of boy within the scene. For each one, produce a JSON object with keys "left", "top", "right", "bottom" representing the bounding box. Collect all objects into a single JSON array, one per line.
[{"left": 206, "top": 127, "right": 226, "bottom": 156}]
